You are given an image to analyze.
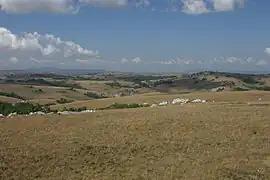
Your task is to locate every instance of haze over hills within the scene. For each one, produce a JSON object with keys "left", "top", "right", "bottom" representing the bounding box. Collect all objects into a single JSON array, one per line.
[{"left": 0, "top": 67, "right": 107, "bottom": 76}]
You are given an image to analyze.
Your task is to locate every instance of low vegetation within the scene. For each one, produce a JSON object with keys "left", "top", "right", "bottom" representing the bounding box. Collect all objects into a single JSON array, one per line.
[
  {"left": 3, "top": 78, "right": 85, "bottom": 89},
  {"left": 1, "top": 99, "right": 270, "bottom": 179},
  {"left": 0, "top": 91, "right": 25, "bottom": 100},
  {"left": 0, "top": 101, "right": 49, "bottom": 116},
  {"left": 56, "top": 98, "right": 74, "bottom": 104},
  {"left": 32, "top": 88, "right": 44, "bottom": 93},
  {"left": 100, "top": 102, "right": 150, "bottom": 110},
  {"left": 84, "top": 92, "right": 108, "bottom": 99},
  {"left": 62, "top": 106, "right": 88, "bottom": 112},
  {"left": 240, "top": 76, "right": 258, "bottom": 84}
]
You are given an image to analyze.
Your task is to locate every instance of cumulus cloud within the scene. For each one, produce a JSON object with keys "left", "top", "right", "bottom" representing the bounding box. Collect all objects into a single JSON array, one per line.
[
  {"left": 256, "top": 60, "right": 267, "bottom": 66},
  {"left": 160, "top": 57, "right": 202, "bottom": 65},
  {"left": 208, "top": 56, "right": 269, "bottom": 69},
  {"left": 79, "top": 0, "right": 128, "bottom": 8},
  {"left": 131, "top": 57, "right": 142, "bottom": 63},
  {"left": 210, "top": 56, "right": 259, "bottom": 65},
  {"left": 9, "top": 57, "right": 19, "bottom": 63},
  {"left": 0, "top": 0, "right": 77, "bottom": 13},
  {"left": 0, "top": 27, "right": 99, "bottom": 66},
  {"left": 120, "top": 56, "right": 142, "bottom": 63},
  {"left": 179, "top": 0, "right": 246, "bottom": 14},
  {"left": 181, "top": 0, "right": 209, "bottom": 14},
  {"left": 265, "top": 48, "right": 270, "bottom": 56},
  {"left": 0, "top": 0, "right": 246, "bottom": 14},
  {"left": 120, "top": 58, "right": 128, "bottom": 63},
  {"left": 159, "top": 56, "right": 266, "bottom": 67}
]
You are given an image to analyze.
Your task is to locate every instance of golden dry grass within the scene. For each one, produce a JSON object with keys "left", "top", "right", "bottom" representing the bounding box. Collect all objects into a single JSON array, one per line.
[
  {"left": 52, "top": 91, "right": 270, "bottom": 110},
  {"left": 0, "top": 84, "right": 90, "bottom": 103},
  {"left": 0, "top": 95, "right": 21, "bottom": 103},
  {"left": 75, "top": 80, "right": 140, "bottom": 96},
  {"left": 1, "top": 101, "right": 270, "bottom": 179}
]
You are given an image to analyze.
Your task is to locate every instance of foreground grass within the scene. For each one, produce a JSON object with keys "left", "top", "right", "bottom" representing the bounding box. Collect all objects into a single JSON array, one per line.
[{"left": 1, "top": 102, "right": 270, "bottom": 179}]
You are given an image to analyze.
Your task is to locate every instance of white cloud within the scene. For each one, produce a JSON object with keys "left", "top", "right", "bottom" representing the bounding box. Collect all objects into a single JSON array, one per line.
[
  {"left": 160, "top": 57, "right": 200, "bottom": 65},
  {"left": 265, "top": 48, "right": 270, "bottom": 56},
  {"left": 0, "top": 0, "right": 246, "bottom": 14},
  {"left": 120, "top": 58, "right": 128, "bottom": 63},
  {"left": 0, "top": 27, "right": 99, "bottom": 66},
  {"left": 209, "top": 56, "right": 268, "bottom": 67},
  {"left": 179, "top": 0, "right": 246, "bottom": 14},
  {"left": 159, "top": 56, "right": 265, "bottom": 68},
  {"left": 120, "top": 56, "right": 142, "bottom": 63},
  {"left": 131, "top": 57, "right": 142, "bottom": 63},
  {"left": 181, "top": 0, "right": 209, "bottom": 14},
  {"left": 256, "top": 60, "right": 267, "bottom": 66},
  {"left": 75, "top": 58, "right": 102, "bottom": 63},
  {"left": 79, "top": 0, "right": 128, "bottom": 8},
  {"left": 0, "top": 0, "right": 76, "bottom": 13},
  {"left": 9, "top": 57, "right": 19, "bottom": 63},
  {"left": 212, "top": 0, "right": 245, "bottom": 11}
]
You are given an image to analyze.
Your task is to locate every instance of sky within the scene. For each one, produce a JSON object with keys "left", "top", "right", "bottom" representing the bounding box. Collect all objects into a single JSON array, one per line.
[{"left": 0, "top": 0, "right": 270, "bottom": 73}]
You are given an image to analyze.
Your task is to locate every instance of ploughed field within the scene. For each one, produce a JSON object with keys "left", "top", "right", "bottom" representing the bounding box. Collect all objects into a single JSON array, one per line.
[{"left": 1, "top": 91, "right": 270, "bottom": 179}]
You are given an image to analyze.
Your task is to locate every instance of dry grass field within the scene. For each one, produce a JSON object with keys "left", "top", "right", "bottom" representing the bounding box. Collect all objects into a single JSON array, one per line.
[
  {"left": 0, "top": 84, "right": 91, "bottom": 103},
  {"left": 1, "top": 91, "right": 270, "bottom": 179},
  {"left": 52, "top": 91, "right": 270, "bottom": 110},
  {"left": 0, "top": 95, "right": 21, "bottom": 103}
]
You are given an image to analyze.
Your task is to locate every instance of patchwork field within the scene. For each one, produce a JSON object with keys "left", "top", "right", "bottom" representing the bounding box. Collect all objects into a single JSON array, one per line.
[
  {"left": 52, "top": 91, "right": 270, "bottom": 110},
  {"left": 0, "top": 84, "right": 91, "bottom": 104},
  {"left": 1, "top": 71, "right": 270, "bottom": 179},
  {"left": 1, "top": 91, "right": 270, "bottom": 179}
]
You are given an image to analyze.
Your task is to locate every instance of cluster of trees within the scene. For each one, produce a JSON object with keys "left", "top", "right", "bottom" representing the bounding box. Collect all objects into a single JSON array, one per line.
[
  {"left": 62, "top": 106, "right": 88, "bottom": 112},
  {"left": 0, "top": 92, "right": 25, "bottom": 100},
  {"left": 105, "top": 81, "right": 136, "bottom": 89},
  {"left": 32, "top": 89, "right": 44, "bottom": 93},
  {"left": 100, "top": 103, "right": 150, "bottom": 110},
  {"left": 0, "top": 102, "right": 51, "bottom": 116},
  {"left": 84, "top": 92, "right": 108, "bottom": 99},
  {"left": 240, "top": 77, "right": 258, "bottom": 84},
  {"left": 4, "top": 79, "right": 85, "bottom": 89},
  {"left": 56, "top": 98, "right": 74, "bottom": 104}
]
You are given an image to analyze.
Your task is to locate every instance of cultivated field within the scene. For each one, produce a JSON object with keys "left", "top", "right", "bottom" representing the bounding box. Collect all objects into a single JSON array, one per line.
[{"left": 1, "top": 91, "right": 270, "bottom": 179}]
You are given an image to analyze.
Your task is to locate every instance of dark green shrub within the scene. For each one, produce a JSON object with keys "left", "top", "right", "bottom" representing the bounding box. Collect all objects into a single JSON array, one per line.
[
  {"left": 32, "top": 89, "right": 44, "bottom": 93},
  {"left": 62, "top": 106, "right": 88, "bottom": 112},
  {"left": 84, "top": 92, "right": 107, "bottom": 99},
  {"left": 0, "top": 102, "right": 46, "bottom": 116},
  {"left": 102, "top": 103, "right": 149, "bottom": 110},
  {"left": 240, "top": 77, "right": 258, "bottom": 84},
  {"left": 56, "top": 98, "right": 74, "bottom": 104}
]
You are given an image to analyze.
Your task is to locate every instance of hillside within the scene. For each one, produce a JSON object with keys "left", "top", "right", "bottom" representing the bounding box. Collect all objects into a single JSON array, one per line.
[
  {"left": 1, "top": 71, "right": 270, "bottom": 179},
  {"left": 1, "top": 92, "right": 270, "bottom": 179}
]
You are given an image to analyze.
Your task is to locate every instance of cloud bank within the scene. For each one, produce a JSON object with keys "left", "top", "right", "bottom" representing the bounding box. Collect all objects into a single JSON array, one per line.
[
  {"left": 0, "top": 26, "right": 268, "bottom": 72},
  {"left": 0, "top": 27, "right": 99, "bottom": 67},
  {"left": 0, "top": 0, "right": 246, "bottom": 14}
]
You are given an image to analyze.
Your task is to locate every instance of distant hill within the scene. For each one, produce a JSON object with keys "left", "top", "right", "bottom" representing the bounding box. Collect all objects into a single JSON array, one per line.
[{"left": 0, "top": 68, "right": 106, "bottom": 76}]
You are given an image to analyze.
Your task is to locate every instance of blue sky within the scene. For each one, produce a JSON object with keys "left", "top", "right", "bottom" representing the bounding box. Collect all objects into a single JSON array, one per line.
[{"left": 0, "top": 0, "right": 270, "bottom": 72}]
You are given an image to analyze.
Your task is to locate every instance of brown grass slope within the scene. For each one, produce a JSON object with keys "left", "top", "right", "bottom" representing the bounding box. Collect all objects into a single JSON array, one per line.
[
  {"left": 0, "top": 95, "right": 21, "bottom": 103},
  {"left": 1, "top": 101, "right": 270, "bottom": 179},
  {"left": 52, "top": 91, "right": 270, "bottom": 110},
  {"left": 0, "top": 84, "right": 91, "bottom": 104}
]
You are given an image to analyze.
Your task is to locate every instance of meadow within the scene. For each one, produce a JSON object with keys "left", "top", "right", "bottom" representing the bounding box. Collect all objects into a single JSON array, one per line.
[{"left": 1, "top": 91, "right": 270, "bottom": 179}]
